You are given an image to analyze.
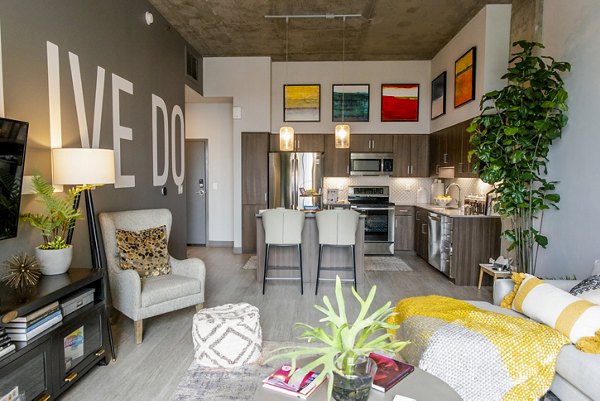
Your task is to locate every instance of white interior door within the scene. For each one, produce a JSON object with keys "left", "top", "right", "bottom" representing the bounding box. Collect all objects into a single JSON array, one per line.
[{"left": 186, "top": 139, "right": 207, "bottom": 245}]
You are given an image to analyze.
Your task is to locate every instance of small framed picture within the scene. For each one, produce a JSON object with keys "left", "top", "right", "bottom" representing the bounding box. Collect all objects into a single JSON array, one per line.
[
  {"left": 381, "top": 84, "right": 419, "bottom": 122},
  {"left": 454, "top": 47, "right": 476, "bottom": 108},
  {"left": 332, "top": 84, "right": 369, "bottom": 122},
  {"left": 431, "top": 72, "right": 446, "bottom": 119},
  {"left": 284, "top": 84, "right": 321, "bottom": 122}
]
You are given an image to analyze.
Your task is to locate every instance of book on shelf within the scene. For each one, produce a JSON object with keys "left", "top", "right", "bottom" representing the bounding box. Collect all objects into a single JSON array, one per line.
[
  {"left": 0, "top": 386, "right": 19, "bottom": 401},
  {"left": 9, "top": 301, "right": 59, "bottom": 324},
  {"left": 5, "top": 306, "right": 60, "bottom": 329},
  {"left": 5, "top": 310, "right": 62, "bottom": 333},
  {"left": 0, "top": 343, "right": 16, "bottom": 360},
  {"left": 262, "top": 364, "right": 322, "bottom": 399},
  {"left": 7, "top": 312, "right": 62, "bottom": 342},
  {"left": 369, "top": 352, "right": 415, "bottom": 392}
]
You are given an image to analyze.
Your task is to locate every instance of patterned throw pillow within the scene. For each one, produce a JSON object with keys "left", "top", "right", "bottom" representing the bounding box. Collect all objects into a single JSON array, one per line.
[
  {"left": 501, "top": 273, "right": 600, "bottom": 353},
  {"left": 570, "top": 275, "right": 600, "bottom": 304},
  {"left": 115, "top": 225, "right": 171, "bottom": 278}
]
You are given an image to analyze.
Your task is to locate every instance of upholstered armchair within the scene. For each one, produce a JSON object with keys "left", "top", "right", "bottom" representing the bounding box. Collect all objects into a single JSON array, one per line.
[{"left": 99, "top": 209, "right": 205, "bottom": 344}]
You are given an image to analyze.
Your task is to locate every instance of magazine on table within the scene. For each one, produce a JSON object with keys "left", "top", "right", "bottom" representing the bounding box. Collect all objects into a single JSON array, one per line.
[
  {"left": 263, "top": 364, "right": 322, "bottom": 399},
  {"left": 369, "top": 352, "right": 415, "bottom": 392}
]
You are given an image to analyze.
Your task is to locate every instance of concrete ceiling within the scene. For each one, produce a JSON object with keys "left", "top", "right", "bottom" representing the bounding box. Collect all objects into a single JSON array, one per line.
[{"left": 149, "top": 0, "right": 511, "bottom": 61}]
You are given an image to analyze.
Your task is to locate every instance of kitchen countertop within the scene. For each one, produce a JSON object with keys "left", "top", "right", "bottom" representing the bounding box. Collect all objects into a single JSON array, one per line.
[{"left": 397, "top": 203, "right": 500, "bottom": 218}]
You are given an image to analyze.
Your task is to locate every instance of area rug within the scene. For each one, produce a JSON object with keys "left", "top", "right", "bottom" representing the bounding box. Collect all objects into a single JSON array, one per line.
[
  {"left": 242, "top": 255, "right": 412, "bottom": 272},
  {"left": 170, "top": 341, "right": 294, "bottom": 401}
]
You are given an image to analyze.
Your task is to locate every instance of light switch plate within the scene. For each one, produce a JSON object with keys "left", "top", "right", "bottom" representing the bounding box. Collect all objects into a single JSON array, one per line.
[{"left": 232, "top": 106, "right": 242, "bottom": 120}]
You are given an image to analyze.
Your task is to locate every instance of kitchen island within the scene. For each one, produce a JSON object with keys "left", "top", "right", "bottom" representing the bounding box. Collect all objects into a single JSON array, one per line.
[{"left": 255, "top": 213, "right": 365, "bottom": 284}]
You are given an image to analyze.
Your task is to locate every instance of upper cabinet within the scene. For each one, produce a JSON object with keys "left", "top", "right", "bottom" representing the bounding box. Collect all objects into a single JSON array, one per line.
[
  {"left": 429, "top": 120, "right": 477, "bottom": 178},
  {"left": 323, "top": 135, "right": 350, "bottom": 177},
  {"left": 270, "top": 134, "right": 325, "bottom": 152},
  {"left": 350, "top": 134, "right": 394, "bottom": 153},
  {"left": 392, "top": 135, "right": 429, "bottom": 177}
]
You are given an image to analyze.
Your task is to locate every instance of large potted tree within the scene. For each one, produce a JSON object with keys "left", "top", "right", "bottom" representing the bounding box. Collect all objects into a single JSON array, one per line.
[{"left": 468, "top": 40, "right": 571, "bottom": 275}]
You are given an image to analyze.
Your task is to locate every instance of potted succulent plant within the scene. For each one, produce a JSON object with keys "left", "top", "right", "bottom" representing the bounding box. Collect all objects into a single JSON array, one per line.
[
  {"left": 20, "top": 175, "right": 89, "bottom": 275},
  {"left": 270, "top": 277, "right": 409, "bottom": 401}
]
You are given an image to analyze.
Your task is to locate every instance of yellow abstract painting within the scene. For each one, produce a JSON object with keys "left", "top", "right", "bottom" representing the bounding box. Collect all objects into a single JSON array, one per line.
[{"left": 284, "top": 84, "right": 320, "bottom": 121}]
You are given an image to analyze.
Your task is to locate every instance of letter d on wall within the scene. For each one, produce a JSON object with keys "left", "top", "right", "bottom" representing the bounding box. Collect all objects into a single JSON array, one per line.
[{"left": 152, "top": 94, "right": 169, "bottom": 186}]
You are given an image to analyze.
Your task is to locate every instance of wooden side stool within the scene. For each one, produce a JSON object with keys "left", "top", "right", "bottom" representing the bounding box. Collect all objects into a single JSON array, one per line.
[{"left": 478, "top": 263, "right": 512, "bottom": 290}]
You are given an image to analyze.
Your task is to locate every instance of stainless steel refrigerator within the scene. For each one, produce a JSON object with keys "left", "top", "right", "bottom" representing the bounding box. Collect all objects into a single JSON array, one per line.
[{"left": 269, "top": 152, "right": 324, "bottom": 210}]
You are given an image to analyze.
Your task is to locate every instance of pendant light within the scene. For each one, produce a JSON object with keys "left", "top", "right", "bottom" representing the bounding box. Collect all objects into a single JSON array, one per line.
[
  {"left": 280, "top": 17, "right": 295, "bottom": 151},
  {"left": 335, "top": 16, "right": 350, "bottom": 149}
]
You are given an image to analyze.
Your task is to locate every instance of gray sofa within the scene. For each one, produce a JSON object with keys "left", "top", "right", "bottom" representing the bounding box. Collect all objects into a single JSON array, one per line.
[{"left": 469, "top": 266, "right": 600, "bottom": 401}]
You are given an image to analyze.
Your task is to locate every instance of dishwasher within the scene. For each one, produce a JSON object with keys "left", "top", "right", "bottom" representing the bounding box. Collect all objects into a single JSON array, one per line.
[{"left": 428, "top": 212, "right": 453, "bottom": 277}]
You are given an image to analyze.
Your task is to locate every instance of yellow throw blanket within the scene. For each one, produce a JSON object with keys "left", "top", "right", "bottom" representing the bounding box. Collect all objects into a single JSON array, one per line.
[{"left": 388, "top": 296, "right": 570, "bottom": 401}]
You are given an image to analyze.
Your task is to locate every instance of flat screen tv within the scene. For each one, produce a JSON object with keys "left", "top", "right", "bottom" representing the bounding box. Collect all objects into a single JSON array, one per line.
[{"left": 0, "top": 117, "right": 29, "bottom": 240}]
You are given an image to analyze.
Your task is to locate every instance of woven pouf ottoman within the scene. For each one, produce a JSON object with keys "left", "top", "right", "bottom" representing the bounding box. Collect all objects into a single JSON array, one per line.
[{"left": 192, "top": 302, "right": 262, "bottom": 367}]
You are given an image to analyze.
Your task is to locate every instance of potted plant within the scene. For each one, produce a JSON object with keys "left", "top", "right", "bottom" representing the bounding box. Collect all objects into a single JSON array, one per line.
[
  {"left": 269, "top": 277, "right": 409, "bottom": 401},
  {"left": 468, "top": 40, "right": 571, "bottom": 275},
  {"left": 21, "top": 175, "right": 89, "bottom": 275}
]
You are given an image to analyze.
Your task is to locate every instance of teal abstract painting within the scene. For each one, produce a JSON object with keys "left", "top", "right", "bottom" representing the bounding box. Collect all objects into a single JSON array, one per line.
[{"left": 332, "top": 84, "right": 369, "bottom": 122}]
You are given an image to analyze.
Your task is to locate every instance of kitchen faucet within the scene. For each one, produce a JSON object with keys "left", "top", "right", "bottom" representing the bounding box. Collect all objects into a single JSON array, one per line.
[{"left": 445, "top": 183, "right": 462, "bottom": 207}]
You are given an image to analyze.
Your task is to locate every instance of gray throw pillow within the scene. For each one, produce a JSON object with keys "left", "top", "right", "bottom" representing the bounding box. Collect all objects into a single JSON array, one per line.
[{"left": 570, "top": 275, "right": 600, "bottom": 304}]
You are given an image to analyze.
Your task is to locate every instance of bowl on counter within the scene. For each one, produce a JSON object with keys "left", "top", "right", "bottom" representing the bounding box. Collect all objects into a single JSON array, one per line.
[{"left": 434, "top": 196, "right": 452, "bottom": 206}]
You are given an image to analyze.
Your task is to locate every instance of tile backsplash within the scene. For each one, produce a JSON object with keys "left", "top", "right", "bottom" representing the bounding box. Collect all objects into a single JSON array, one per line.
[{"left": 324, "top": 176, "right": 492, "bottom": 204}]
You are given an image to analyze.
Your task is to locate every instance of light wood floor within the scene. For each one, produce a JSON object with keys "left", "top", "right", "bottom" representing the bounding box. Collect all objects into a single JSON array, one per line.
[{"left": 61, "top": 248, "right": 492, "bottom": 401}]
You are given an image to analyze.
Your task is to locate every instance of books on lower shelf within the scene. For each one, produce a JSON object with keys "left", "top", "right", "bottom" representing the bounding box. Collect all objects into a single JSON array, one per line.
[
  {"left": 369, "top": 352, "right": 414, "bottom": 392},
  {"left": 4, "top": 301, "right": 63, "bottom": 342},
  {"left": 0, "top": 328, "right": 15, "bottom": 360},
  {"left": 0, "top": 386, "right": 19, "bottom": 401},
  {"left": 263, "top": 365, "right": 322, "bottom": 399}
]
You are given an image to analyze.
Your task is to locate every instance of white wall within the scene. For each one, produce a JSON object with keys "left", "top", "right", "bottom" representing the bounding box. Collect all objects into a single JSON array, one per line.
[
  {"left": 430, "top": 5, "right": 511, "bottom": 132},
  {"left": 271, "top": 61, "right": 430, "bottom": 134},
  {"left": 203, "top": 57, "right": 271, "bottom": 250},
  {"left": 185, "top": 102, "right": 234, "bottom": 242},
  {"left": 535, "top": 0, "right": 600, "bottom": 278}
]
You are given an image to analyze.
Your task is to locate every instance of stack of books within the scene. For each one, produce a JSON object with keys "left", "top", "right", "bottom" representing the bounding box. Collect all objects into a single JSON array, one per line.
[
  {"left": 5, "top": 301, "right": 63, "bottom": 343},
  {"left": 263, "top": 365, "right": 322, "bottom": 399},
  {"left": 0, "top": 328, "right": 15, "bottom": 360}
]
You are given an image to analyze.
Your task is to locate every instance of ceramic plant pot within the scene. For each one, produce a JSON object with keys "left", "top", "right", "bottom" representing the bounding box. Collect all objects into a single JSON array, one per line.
[
  {"left": 36, "top": 245, "right": 73, "bottom": 275},
  {"left": 332, "top": 356, "right": 377, "bottom": 401}
]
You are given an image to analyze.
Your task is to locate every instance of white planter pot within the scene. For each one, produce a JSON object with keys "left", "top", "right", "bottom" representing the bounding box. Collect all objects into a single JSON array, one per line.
[{"left": 36, "top": 245, "right": 73, "bottom": 275}]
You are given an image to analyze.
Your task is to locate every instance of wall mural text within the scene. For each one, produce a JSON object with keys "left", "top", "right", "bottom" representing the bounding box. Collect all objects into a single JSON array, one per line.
[{"left": 45, "top": 41, "right": 184, "bottom": 190}]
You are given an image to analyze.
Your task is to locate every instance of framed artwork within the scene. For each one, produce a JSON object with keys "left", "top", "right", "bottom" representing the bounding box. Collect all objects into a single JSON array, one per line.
[
  {"left": 381, "top": 84, "right": 419, "bottom": 122},
  {"left": 284, "top": 84, "right": 321, "bottom": 122},
  {"left": 454, "top": 47, "right": 476, "bottom": 108},
  {"left": 431, "top": 71, "right": 446, "bottom": 120},
  {"left": 332, "top": 84, "right": 370, "bottom": 122}
]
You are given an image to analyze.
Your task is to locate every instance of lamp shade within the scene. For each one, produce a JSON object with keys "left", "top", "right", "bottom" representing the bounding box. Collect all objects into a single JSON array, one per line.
[
  {"left": 335, "top": 124, "right": 350, "bottom": 149},
  {"left": 279, "top": 126, "right": 295, "bottom": 151},
  {"left": 52, "top": 148, "right": 115, "bottom": 185}
]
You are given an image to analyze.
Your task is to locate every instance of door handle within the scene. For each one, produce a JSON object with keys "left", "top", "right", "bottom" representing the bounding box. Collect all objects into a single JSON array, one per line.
[
  {"left": 421, "top": 223, "right": 427, "bottom": 234},
  {"left": 264, "top": 193, "right": 267, "bottom": 202},
  {"left": 196, "top": 189, "right": 206, "bottom": 196},
  {"left": 65, "top": 371, "right": 78, "bottom": 382}
]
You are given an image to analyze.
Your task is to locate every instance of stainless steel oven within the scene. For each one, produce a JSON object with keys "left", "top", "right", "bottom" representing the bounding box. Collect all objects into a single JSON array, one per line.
[{"left": 348, "top": 186, "right": 395, "bottom": 255}]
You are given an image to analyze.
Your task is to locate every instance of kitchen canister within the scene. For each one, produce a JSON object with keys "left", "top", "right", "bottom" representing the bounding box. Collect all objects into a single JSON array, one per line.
[
  {"left": 431, "top": 179, "right": 445, "bottom": 202},
  {"left": 416, "top": 187, "right": 429, "bottom": 204}
]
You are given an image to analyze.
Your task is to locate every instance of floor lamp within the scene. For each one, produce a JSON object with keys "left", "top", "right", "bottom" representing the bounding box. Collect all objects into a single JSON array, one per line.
[{"left": 51, "top": 148, "right": 117, "bottom": 360}]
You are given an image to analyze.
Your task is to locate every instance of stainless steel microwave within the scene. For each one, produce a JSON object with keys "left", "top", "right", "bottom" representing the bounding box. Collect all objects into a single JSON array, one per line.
[{"left": 350, "top": 153, "right": 394, "bottom": 176}]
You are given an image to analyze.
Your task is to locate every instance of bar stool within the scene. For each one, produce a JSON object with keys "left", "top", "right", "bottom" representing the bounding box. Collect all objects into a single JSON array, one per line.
[
  {"left": 262, "top": 208, "right": 305, "bottom": 294},
  {"left": 315, "top": 209, "right": 360, "bottom": 295}
]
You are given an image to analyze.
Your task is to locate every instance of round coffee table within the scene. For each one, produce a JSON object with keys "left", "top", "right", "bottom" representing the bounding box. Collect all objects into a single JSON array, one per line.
[{"left": 254, "top": 365, "right": 462, "bottom": 401}]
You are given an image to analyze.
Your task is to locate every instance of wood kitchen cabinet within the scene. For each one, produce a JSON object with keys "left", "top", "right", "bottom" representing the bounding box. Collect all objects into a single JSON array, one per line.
[
  {"left": 414, "top": 208, "right": 429, "bottom": 261},
  {"left": 350, "top": 134, "right": 394, "bottom": 153},
  {"left": 242, "top": 132, "right": 269, "bottom": 253},
  {"left": 269, "top": 134, "right": 324, "bottom": 152},
  {"left": 428, "top": 120, "right": 477, "bottom": 177},
  {"left": 394, "top": 206, "right": 415, "bottom": 251},
  {"left": 323, "top": 134, "right": 349, "bottom": 177},
  {"left": 392, "top": 135, "right": 429, "bottom": 177}
]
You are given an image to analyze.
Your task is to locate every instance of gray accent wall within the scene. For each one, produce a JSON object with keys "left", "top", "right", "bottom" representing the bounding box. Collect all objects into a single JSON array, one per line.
[{"left": 0, "top": 0, "right": 201, "bottom": 265}]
